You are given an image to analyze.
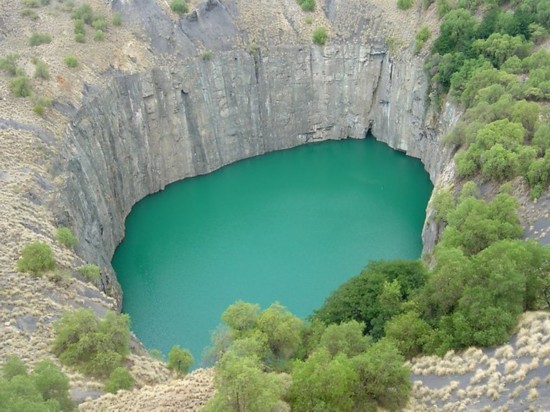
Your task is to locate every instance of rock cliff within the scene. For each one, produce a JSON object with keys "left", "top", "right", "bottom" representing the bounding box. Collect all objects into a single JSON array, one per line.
[{"left": 57, "top": 41, "right": 455, "bottom": 302}]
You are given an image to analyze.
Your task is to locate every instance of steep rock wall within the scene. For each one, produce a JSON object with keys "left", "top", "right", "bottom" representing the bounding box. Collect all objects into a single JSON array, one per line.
[{"left": 56, "top": 44, "right": 454, "bottom": 302}]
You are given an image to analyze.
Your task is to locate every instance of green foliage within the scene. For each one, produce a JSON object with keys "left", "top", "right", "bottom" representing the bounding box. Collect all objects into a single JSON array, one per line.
[
  {"left": 297, "top": 0, "right": 315, "bottom": 12},
  {"left": 29, "top": 32, "right": 52, "bottom": 46},
  {"left": 0, "top": 356, "right": 73, "bottom": 412},
  {"left": 17, "top": 241, "right": 55, "bottom": 275},
  {"left": 74, "top": 19, "right": 85, "bottom": 35},
  {"left": 433, "top": 9, "right": 478, "bottom": 55},
  {"left": 473, "top": 33, "right": 533, "bottom": 68},
  {"left": 77, "top": 264, "right": 100, "bottom": 283},
  {"left": 313, "top": 260, "right": 428, "bottom": 339},
  {"left": 149, "top": 348, "right": 164, "bottom": 361},
  {"left": 351, "top": 339, "right": 410, "bottom": 411},
  {"left": 104, "top": 367, "right": 134, "bottom": 393},
  {"left": 431, "top": 188, "right": 454, "bottom": 223},
  {"left": 22, "top": 0, "right": 42, "bottom": 8},
  {"left": 439, "top": 192, "right": 522, "bottom": 255},
  {"left": 71, "top": 3, "right": 93, "bottom": 24},
  {"left": 33, "top": 60, "right": 49, "bottom": 80},
  {"left": 170, "top": 0, "right": 188, "bottom": 15},
  {"left": 222, "top": 300, "right": 260, "bottom": 335},
  {"left": 33, "top": 104, "right": 45, "bottom": 116},
  {"left": 0, "top": 54, "right": 20, "bottom": 76},
  {"left": 167, "top": 346, "right": 193, "bottom": 376},
  {"left": 21, "top": 9, "right": 38, "bottom": 21},
  {"left": 2, "top": 356, "right": 27, "bottom": 380},
  {"left": 55, "top": 227, "right": 77, "bottom": 248},
  {"left": 312, "top": 27, "right": 328, "bottom": 45},
  {"left": 64, "top": 55, "right": 78, "bottom": 68},
  {"left": 94, "top": 30, "right": 105, "bottom": 41},
  {"left": 10, "top": 75, "right": 32, "bottom": 97},
  {"left": 112, "top": 11, "right": 122, "bottom": 26},
  {"left": 75, "top": 33, "right": 86, "bottom": 43},
  {"left": 204, "top": 351, "right": 286, "bottom": 412},
  {"left": 397, "top": 0, "right": 414, "bottom": 10},
  {"left": 52, "top": 309, "right": 130, "bottom": 378},
  {"left": 414, "top": 25, "right": 432, "bottom": 54},
  {"left": 319, "top": 320, "right": 370, "bottom": 357},
  {"left": 290, "top": 349, "right": 358, "bottom": 412},
  {"left": 202, "top": 50, "right": 213, "bottom": 60},
  {"left": 257, "top": 302, "right": 303, "bottom": 361},
  {"left": 436, "top": 0, "right": 453, "bottom": 17},
  {"left": 385, "top": 311, "right": 433, "bottom": 358}
]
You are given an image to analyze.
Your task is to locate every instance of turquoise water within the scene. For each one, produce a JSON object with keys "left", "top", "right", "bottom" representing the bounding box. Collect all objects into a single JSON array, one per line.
[{"left": 112, "top": 137, "right": 433, "bottom": 364}]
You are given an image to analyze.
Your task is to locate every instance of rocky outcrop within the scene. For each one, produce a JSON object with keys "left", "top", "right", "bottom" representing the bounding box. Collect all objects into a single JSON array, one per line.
[{"left": 56, "top": 42, "right": 455, "bottom": 303}]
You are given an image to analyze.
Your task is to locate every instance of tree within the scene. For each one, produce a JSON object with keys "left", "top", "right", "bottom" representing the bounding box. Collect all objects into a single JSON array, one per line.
[
  {"left": 2, "top": 356, "right": 27, "bottom": 380},
  {"left": 204, "top": 352, "right": 285, "bottom": 412},
  {"left": 31, "top": 360, "right": 73, "bottom": 411},
  {"left": 384, "top": 311, "right": 433, "bottom": 358},
  {"left": 433, "top": 9, "right": 478, "bottom": 55},
  {"left": 319, "top": 320, "right": 370, "bottom": 358},
  {"left": 351, "top": 340, "right": 410, "bottom": 411},
  {"left": 290, "top": 349, "right": 358, "bottom": 412},
  {"left": 257, "top": 302, "right": 303, "bottom": 362},
  {"left": 481, "top": 143, "right": 519, "bottom": 180},
  {"left": 170, "top": 0, "right": 188, "bottom": 15},
  {"left": 167, "top": 346, "right": 193, "bottom": 376},
  {"left": 431, "top": 188, "right": 455, "bottom": 223},
  {"left": 52, "top": 309, "right": 130, "bottom": 378},
  {"left": 55, "top": 227, "right": 77, "bottom": 249},
  {"left": 473, "top": 33, "right": 533, "bottom": 67},
  {"left": 17, "top": 241, "right": 55, "bottom": 275},
  {"left": 222, "top": 301, "right": 260, "bottom": 336},
  {"left": 104, "top": 367, "right": 134, "bottom": 393}
]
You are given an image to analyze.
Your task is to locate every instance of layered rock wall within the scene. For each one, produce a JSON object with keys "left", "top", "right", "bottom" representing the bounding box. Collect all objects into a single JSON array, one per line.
[{"left": 57, "top": 44, "right": 454, "bottom": 302}]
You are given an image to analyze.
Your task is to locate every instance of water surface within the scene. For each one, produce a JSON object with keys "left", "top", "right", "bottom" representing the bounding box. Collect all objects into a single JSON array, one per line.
[{"left": 113, "top": 137, "right": 433, "bottom": 363}]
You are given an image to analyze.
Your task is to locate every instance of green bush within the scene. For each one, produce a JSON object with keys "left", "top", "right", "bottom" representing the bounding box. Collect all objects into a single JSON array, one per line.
[
  {"left": 64, "top": 55, "right": 78, "bottom": 68},
  {"left": 21, "top": 8, "right": 39, "bottom": 20},
  {"left": 397, "top": 0, "right": 414, "bottom": 10},
  {"left": 16, "top": 241, "right": 55, "bottom": 275},
  {"left": 312, "top": 27, "right": 328, "bottom": 45},
  {"left": 414, "top": 25, "right": 432, "bottom": 54},
  {"left": 33, "top": 60, "right": 49, "bottom": 80},
  {"left": 29, "top": 32, "right": 51, "bottom": 46},
  {"left": 33, "top": 104, "right": 45, "bottom": 117},
  {"left": 77, "top": 264, "right": 100, "bottom": 283},
  {"left": 0, "top": 54, "right": 19, "bottom": 76},
  {"left": 10, "top": 76, "right": 32, "bottom": 97},
  {"left": 170, "top": 0, "right": 188, "bottom": 15},
  {"left": 167, "top": 346, "right": 193, "bottom": 376},
  {"left": 74, "top": 19, "right": 85, "bottom": 35},
  {"left": 104, "top": 367, "right": 134, "bottom": 393},
  {"left": 55, "top": 227, "right": 77, "bottom": 248},
  {"left": 52, "top": 309, "right": 130, "bottom": 378},
  {"left": 297, "top": 0, "right": 315, "bottom": 12},
  {"left": 71, "top": 3, "right": 93, "bottom": 24},
  {"left": 93, "top": 30, "right": 105, "bottom": 41},
  {"left": 0, "top": 356, "right": 73, "bottom": 411},
  {"left": 22, "top": 0, "right": 42, "bottom": 8},
  {"left": 112, "top": 11, "right": 122, "bottom": 26},
  {"left": 75, "top": 33, "right": 85, "bottom": 43},
  {"left": 92, "top": 15, "right": 107, "bottom": 31}
]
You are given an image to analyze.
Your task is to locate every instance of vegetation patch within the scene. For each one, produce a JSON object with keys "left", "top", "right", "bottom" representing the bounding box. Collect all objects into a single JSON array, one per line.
[
  {"left": 29, "top": 33, "right": 52, "bottom": 46},
  {"left": 17, "top": 241, "right": 55, "bottom": 275},
  {"left": 312, "top": 27, "right": 327, "bottom": 45},
  {"left": 297, "top": 0, "right": 315, "bottom": 12},
  {"left": 170, "top": 0, "right": 188, "bottom": 15}
]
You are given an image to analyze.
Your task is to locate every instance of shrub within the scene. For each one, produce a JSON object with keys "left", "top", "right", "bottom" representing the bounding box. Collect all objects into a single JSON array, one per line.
[
  {"left": 64, "top": 55, "right": 78, "bottom": 68},
  {"left": 397, "top": 0, "right": 414, "bottom": 10},
  {"left": 104, "top": 367, "right": 134, "bottom": 393},
  {"left": 170, "top": 0, "right": 188, "bottom": 15},
  {"left": 312, "top": 27, "right": 328, "bottom": 45},
  {"left": 33, "top": 104, "right": 45, "bottom": 116},
  {"left": 52, "top": 309, "right": 130, "bottom": 378},
  {"left": 75, "top": 33, "right": 85, "bottom": 43},
  {"left": 33, "top": 60, "right": 49, "bottom": 80},
  {"left": 297, "top": 0, "right": 315, "bottom": 12},
  {"left": 55, "top": 227, "right": 77, "bottom": 248},
  {"left": 71, "top": 3, "right": 93, "bottom": 24},
  {"left": 74, "top": 19, "right": 85, "bottom": 35},
  {"left": 93, "top": 30, "right": 105, "bottom": 41},
  {"left": 92, "top": 15, "right": 107, "bottom": 31},
  {"left": 29, "top": 32, "right": 51, "bottom": 46},
  {"left": 414, "top": 25, "right": 432, "bottom": 54},
  {"left": 77, "top": 263, "right": 100, "bottom": 283},
  {"left": 0, "top": 54, "right": 19, "bottom": 76},
  {"left": 21, "top": 8, "right": 39, "bottom": 20},
  {"left": 202, "top": 50, "right": 213, "bottom": 60},
  {"left": 9, "top": 76, "right": 32, "bottom": 97},
  {"left": 0, "top": 356, "right": 73, "bottom": 411},
  {"left": 112, "top": 11, "right": 121, "bottom": 26},
  {"left": 16, "top": 241, "right": 55, "bottom": 275},
  {"left": 167, "top": 346, "right": 193, "bottom": 376}
]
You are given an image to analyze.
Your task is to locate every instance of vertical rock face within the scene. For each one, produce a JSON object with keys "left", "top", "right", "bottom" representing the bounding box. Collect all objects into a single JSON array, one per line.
[{"left": 58, "top": 44, "right": 454, "bottom": 303}]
